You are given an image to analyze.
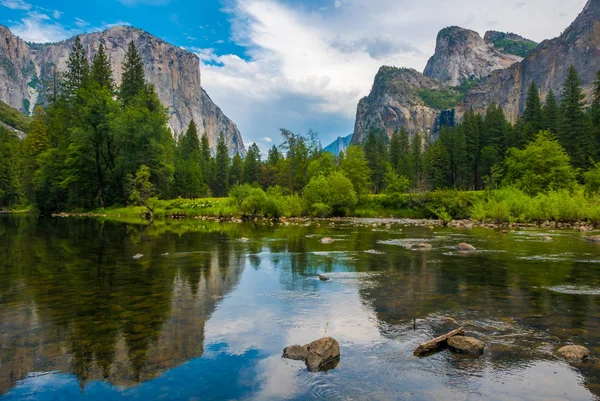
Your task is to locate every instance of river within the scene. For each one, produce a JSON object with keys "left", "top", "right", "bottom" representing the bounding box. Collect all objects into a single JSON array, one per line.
[{"left": 1, "top": 215, "right": 600, "bottom": 400}]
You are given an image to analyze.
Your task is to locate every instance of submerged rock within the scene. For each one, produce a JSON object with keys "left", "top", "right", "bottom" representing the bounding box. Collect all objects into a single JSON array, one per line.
[
  {"left": 418, "top": 243, "right": 433, "bottom": 249},
  {"left": 318, "top": 275, "right": 330, "bottom": 281},
  {"left": 457, "top": 243, "right": 476, "bottom": 252},
  {"left": 133, "top": 254, "right": 144, "bottom": 260},
  {"left": 305, "top": 337, "right": 341, "bottom": 372},
  {"left": 321, "top": 237, "right": 334, "bottom": 244},
  {"left": 240, "top": 237, "right": 249, "bottom": 242},
  {"left": 542, "top": 236, "right": 553, "bottom": 241},
  {"left": 557, "top": 345, "right": 590, "bottom": 361},
  {"left": 447, "top": 336, "right": 485, "bottom": 355},
  {"left": 283, "top": 345, "right": 308, "bottom": 361},
  {"left": 586, "top": 236, "right": 600, "bottom": 243}
]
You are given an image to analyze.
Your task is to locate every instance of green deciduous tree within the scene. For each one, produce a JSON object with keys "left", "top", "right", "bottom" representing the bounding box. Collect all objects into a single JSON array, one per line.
[{"left": 339, "top": 145, "right": 371, "bottom": 199}]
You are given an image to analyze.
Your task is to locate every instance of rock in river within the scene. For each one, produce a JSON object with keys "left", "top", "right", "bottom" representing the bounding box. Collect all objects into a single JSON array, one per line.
[
  {"left": 283, "top": 345, "right": 308, "bottom": 361},
  {"left": 133, "top": 254, "right": 144, "bottom": 260},
  {"left": 586, "top": 236, "right": 600, "bottom": 243},
  {"left": 557, "top": 345, "right": 590, "bottom": 361},
  {"left": 447, "top": 336, "right": 485, "bottom": 355},
  {"left": 318, "top": 275, "right": 330, "bottom": 281},
  {"left": 418, "top": 243, "right": 433, "bottom": 249},
  {"left": 321, "top": 237, "right": 334, "bottom": 244},
  {"left": 305, "top": 337, "right": 341, "bottom": 372},
  {"left": 457, "top": 243, "right": 476, "bottom": 252}
]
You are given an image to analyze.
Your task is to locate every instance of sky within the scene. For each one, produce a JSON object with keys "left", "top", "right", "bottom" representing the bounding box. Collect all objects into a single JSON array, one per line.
[{"left": 0, "top": 0, "right": 588, "bottom": 151}]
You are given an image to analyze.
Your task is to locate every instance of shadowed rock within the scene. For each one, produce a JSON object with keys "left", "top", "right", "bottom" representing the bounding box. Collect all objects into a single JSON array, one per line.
[
  {"left": 318, "top": 275, "right": 330, "bottom": 281},
  {"left": 283, "top": 345, "right": 308, "bottom": 361},
  {"left": 305, "top": 337, "right": 341, "bottom": 372}
]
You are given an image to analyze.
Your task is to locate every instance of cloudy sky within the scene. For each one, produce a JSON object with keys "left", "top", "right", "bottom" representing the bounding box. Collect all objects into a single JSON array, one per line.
[{"left": 0, "top": 0, "right": 588, "bottom": 151}]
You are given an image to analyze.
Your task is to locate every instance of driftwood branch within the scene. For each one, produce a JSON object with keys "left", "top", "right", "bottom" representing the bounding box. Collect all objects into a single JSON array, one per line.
[{"left": 413, "top": 327, "right": 465, "bottom": 357}]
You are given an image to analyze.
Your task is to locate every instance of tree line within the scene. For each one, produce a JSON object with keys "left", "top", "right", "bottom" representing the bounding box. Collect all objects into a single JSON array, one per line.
[{"left": 0, "top": 35, "right": 598, "bottom": 213}]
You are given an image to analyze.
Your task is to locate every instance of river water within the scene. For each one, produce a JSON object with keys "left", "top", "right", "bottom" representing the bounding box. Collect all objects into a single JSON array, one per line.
[{"left": 1, "top": 215, "right": 600, "bottom": 400}]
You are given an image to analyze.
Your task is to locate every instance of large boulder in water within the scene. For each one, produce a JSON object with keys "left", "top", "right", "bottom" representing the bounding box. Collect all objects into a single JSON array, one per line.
[
  {"left": 457, "top": 243, "right": 476, "bottom": 252},
  {"left": 557, "top": 345, "right": 590, "bottom": 361},
  {"left": 447, "top": 336, "right": 485, "bottom": 355},
  {"left": 305, "top": 337, "right": 341, "bottom": 372},
  {"left": 283, "top": 345, "right": 308, "bottom": 361}
]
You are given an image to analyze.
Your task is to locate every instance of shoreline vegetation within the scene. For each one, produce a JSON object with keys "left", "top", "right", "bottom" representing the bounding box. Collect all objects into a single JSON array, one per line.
[{"left": 35, "top": 186, "right": 600, "bottom": 230}]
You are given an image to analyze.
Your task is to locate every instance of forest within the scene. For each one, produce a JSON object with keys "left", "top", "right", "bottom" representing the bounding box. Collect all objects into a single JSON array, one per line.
[{"left": 1, "top": 38, "right": 600, "bottom": 223}]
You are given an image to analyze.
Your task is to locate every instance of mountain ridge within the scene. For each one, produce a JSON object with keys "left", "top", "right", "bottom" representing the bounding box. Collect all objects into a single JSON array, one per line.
[{"left": 0, "top": 24, "right": 245, "bottom": 155}]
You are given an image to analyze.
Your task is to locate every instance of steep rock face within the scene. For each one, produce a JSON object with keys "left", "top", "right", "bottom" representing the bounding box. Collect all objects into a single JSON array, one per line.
[
  {"left": 0, "top": 25, "right": 245, "bottom": 155},
  {"left": 323, "top": 134, "right": 352, "bottom": 156},
  {"left": 352, "top": 67, "right": 443, "bottom": 144},
  {"left": 460, "top": 0, "right": 600, "bottom": 122},
  {"left": 484, "top": 31, "right": 538, "bottom": 58},
  {"left": 424, "top": 26, "right": 522, "bottom": 86}
]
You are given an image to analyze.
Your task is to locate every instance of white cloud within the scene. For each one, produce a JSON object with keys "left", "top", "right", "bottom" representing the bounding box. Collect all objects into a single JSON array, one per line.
[
  {"left": 117, "top": 0, "right": 170, "bottom": 5},
  {"left": 261, "top": 137, "right": 272, "bottom": 143},
  {"left": 53, "top": 10, "right": 62, "bottom": 19},
  {"left": 9, "top": 17, "right": 74, "bottom": 42},
  {"left": 74, "top": 17, "right": 89, "bottom": 28},
  {"left": 28, "top": 11, "right": 50, "bottom": 20},
  {"left": 198, "top": 0, "right": 587, "bottom": 150},
  {"left": 0, "top": 0, "right": 31, "bottom": 10}
]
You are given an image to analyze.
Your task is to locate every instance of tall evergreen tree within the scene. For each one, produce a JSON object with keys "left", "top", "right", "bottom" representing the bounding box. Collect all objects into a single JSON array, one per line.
[
  {"left": 21, "top": 106, "right": 48, "bottom": 201},
  {"left": 63, "top": 36, "right": 89, "bottom": 99},
  {"left": 199, "top": 132, "right": 213, "bottom": 188},
  {"left": 389, "top": 130, "right": 402, "bottom": 172},
  {"left": 244, "top": 143, "right": 262, "bottom": 184},
  {"left": 229, "top": 153, "right": 244, "bottom": 187},
  {"left": 438, "top": 126, "right": 468, "bottom": 189},
  {"left": 213, "top": 133, "right": 230, "bottom": 197},
  {"left": 119, "top": 41, "right": 145, "bottom": 105},
  {"left": 558, "top": 65, "right": 594, "bottom": 169},
  {"left": 339, "top": 145, "right": 371, "bottom": 199},
  {"left": 410, "top": 132, "right": 423, "bottom": 190},
  {"left": 464, "top": 108, "right": 484, "bottom": 189},
  {"left": 521, "top": 81, "right": 543, "bottom": 143},
  {"left": 363, "top": 130, "right": 388, "bottom": 193},
  {"left": 90, "top": 44, "right": 114, "bottom": 92},
  {"left": 424, "top": 140, "right": 451, "bottom": 190},
  {"left": 542, "top": 89, "right": 559, "bottom": 135},
  {"left": 173, "top": 120, "right": 204, "bottom": 198}
]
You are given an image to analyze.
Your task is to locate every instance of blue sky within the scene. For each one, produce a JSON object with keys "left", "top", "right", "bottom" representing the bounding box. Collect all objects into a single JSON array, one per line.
[{"left": 0, "top": 0, "right": 587, "bottom": 152}]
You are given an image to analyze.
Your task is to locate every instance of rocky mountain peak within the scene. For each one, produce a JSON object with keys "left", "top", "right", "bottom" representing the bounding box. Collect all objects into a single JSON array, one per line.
[
  {"left": 0, "top": 25, "right": 245, "bottom": 155},
  {"left": 423, "top": 26, "right": 523, "bottom": 86}
]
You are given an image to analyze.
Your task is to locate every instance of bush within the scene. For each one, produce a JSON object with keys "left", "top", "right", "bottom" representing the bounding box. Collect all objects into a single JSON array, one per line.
[
  {"left": 310, "top": 203, "right": 333, "bottom": 217},
  {"left": 303, "top": 172, "right": 358, "bottom": 216},
  {"left": 584, "top": 163, "right": 600, "bottom": 195}
]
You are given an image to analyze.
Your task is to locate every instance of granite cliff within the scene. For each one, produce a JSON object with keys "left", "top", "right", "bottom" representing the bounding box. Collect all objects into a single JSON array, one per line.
[
  {"left": 353, "top": 0, "right": 597, "bottom": 145},
  {"left": 0, "top": 25, "right": 245, "bottom": 155}
]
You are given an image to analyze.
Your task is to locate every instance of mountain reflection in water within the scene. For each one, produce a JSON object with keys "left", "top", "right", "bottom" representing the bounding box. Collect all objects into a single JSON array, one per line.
[{"left": 1, "top": 215, "right": 600, "bottom": 400}]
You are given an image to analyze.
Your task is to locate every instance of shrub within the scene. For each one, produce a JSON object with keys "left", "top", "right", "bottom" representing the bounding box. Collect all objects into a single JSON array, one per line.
[
  {"left": 303, "top": 172, "right": 358, "bottom": 216},
  {"left": 310, "top": 203, "right": 333, "bottom": 217}
]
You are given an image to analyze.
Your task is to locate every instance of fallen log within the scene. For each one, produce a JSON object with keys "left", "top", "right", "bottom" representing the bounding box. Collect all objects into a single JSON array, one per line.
[{"left": 413, "top": 327, "right": 465, "bottom": 357}]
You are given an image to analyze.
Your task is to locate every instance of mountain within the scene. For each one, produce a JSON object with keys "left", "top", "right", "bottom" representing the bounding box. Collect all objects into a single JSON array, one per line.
[
  {"left": 423, "top": 26, "right": 525, "bottom": 86},
  {"left": 458, "top": 0, "right": 600, "bottom": 122},
  {"left": 0, "top": 25, "right": 245, "bottom": 155},
  {"left": 352, "top": 0, "right": 599, "bottom": 145},
  {"left": 323, "top": 134, "right": 352, "bottom": 156}
]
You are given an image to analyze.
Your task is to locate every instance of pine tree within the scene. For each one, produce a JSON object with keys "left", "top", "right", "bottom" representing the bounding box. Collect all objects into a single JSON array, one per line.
[
  {"left": 558, "top": 65, "right": 594, "bottom": 170},
  {"left": 90, "top": 44, "right": 114, "bottom": 92},
  {"left": 410, "top": 132, "right": 423, "bottom": 190},
  {"left": 591, "top": 70, "right": 600, "bottom": 159},
  {"left": 438, "top": 126, "right": 468, "bottom": 189},
  {"left": 244, "top": 143, "right": 261, "bottom": 184},
  {"left": 424, "top": 140, "right": 451, "bottom": 190},
  {"left": 173, "top": 120, "right": 204, "bottom": 198},
  {"left": 339, "top": 145, "right": 371, "bottom": 199},
  {"left": 521, "top": 82, "right": 543, "bottom": 143},
  {"left": 542, "top": 90, "right": 559, "bottom": 135},
  {"left": 229, "top": 153, "right": 244, "bottom": 187},
  {"left": 363, "top": 130, "right": 388, "bottom": 193},
  {"left": 213, "top": 133, "right": 230, "bottom": 197},
  {"left": 63, "top": 36, "right": 89, "bottom": 100},
  {"left": 0, "top": 126, "right": 21, "bottom": 206},
  {"left": 21, "top": 106, "right": 48, "bottom": 201},
  {"left": 464, "top": 108, "right": 483, "bottom": 189},
  {"left": 389, "top": 130, "right": 401, "bottom": 172},
  {"left": 199, "top": 133, "right": 214, "bottom": 190},
  {"left": 119, "top": 41, "right": 145, "bottom": 105}
]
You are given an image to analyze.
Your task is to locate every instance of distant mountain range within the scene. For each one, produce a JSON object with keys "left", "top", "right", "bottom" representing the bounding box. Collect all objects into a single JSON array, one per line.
[
  {"left": 323, "top": 134, "right": 353, "bottom": 156},
  {"left": 351, "top": 0, "right": 600, "bottom": 145}
]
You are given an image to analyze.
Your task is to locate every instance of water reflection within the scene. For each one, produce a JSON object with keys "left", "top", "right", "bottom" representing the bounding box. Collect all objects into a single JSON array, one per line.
[{"left": 1, "top": 217, "right": 600, "bottom": 400}]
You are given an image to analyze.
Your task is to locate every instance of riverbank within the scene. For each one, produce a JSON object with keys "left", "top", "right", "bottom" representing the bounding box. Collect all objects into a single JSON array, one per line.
[{"left": 47, "top": 187, "right": 600, "bottom": 228}]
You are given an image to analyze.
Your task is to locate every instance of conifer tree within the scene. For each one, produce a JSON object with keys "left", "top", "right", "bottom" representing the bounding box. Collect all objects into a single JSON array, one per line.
[
  {"left": 229, "top": 153, "right": 244, "bottom": 187},
  {"left": 119, "top": 41, "right": 145, "bottom": 105},
  {"left": 213, "top": 133, "right": 230, "bottom": 197},
  {"left": 410, "top": 132, "right": 423, "bottom": 190},
  {"left": 558, "top": 65, "right": 594, "bottom": 169},
  {"left": 244, "top": 143, "right": 262, "bottom": 184},
  {"left": 542, "top": 90, "right": 559, "bottom": 135},
  {"left": 389, "top": 130, "right": 402, "bottom": 172},
  {"left": 21, "top": 106, "right": 48, "bottom": 201},
  {"left": 90, "top": 44, "right": 114, "bottom": 92},
  {"left": 173, "top": 120, "right": 204, "bottom": 198},
  {"left": 199, "top": 133, "right": 214, "bottom": 189},
  {"left": 464, "top": 108, "right": 483, "bottom": 189},
  {"left": 521, "top": 82, "right": 543, "bottom": 142},
  {"left": 424, "top": 140, "right": 451, "bottom": 190},
  {"left": 63, "top": 36, "right": 89, "bottom": 100},
  {"left": 363, "top": 130, "right": 388, "bottom": 193}
]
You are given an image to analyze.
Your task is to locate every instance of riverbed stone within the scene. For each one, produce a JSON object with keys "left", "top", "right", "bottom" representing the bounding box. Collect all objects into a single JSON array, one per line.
[
  {"left": 557, "top": 345, "right": 590, "bottom": 361},
  {"left": 447, "top": 336, "right": 485, "bottom": 355},
  {"left": 321, "top": 237, "right": 334, "bottom": 244},
  {"left": 283, "top": 345, "right": 308, "bottom": 361},
  {"left": 418, "top": 243, "right": 433, "bottom": 249},
  {"left": 457, "top": 243, "right": 476, "bottom": 252},
  {"left": 318, "top": 275, "right": 330, "bottom": 281},
  {"left": 586, "top": 236, "right": 600, "bottom": 243},
  {"left": 542, "top": 236, "right": 553, "bottom": 241},
  {"left": 305, "top": 337, "right": 341, "bottom": 372},
  {"left": 133, "top": 254, "right": 144, "bottom": 260}
]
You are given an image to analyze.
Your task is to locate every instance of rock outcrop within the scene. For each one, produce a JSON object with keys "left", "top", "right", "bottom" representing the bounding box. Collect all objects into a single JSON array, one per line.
[
  {"left": 352, "top": 67, "right": 445, "bottom": 144},
  {"left": 459, "top": 0, "right": 600, "bottom": 122},
  {"left": 424, "top": 26, "right": 523, "bottom": 86},
  {"left": 0, "top": 25, "right": 245, "bottom": 155}
]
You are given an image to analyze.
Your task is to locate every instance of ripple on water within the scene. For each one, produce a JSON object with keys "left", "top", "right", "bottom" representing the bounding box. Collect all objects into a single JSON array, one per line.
[{"left": 545, "top": 285, "right": 600, "bottom": 295}]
